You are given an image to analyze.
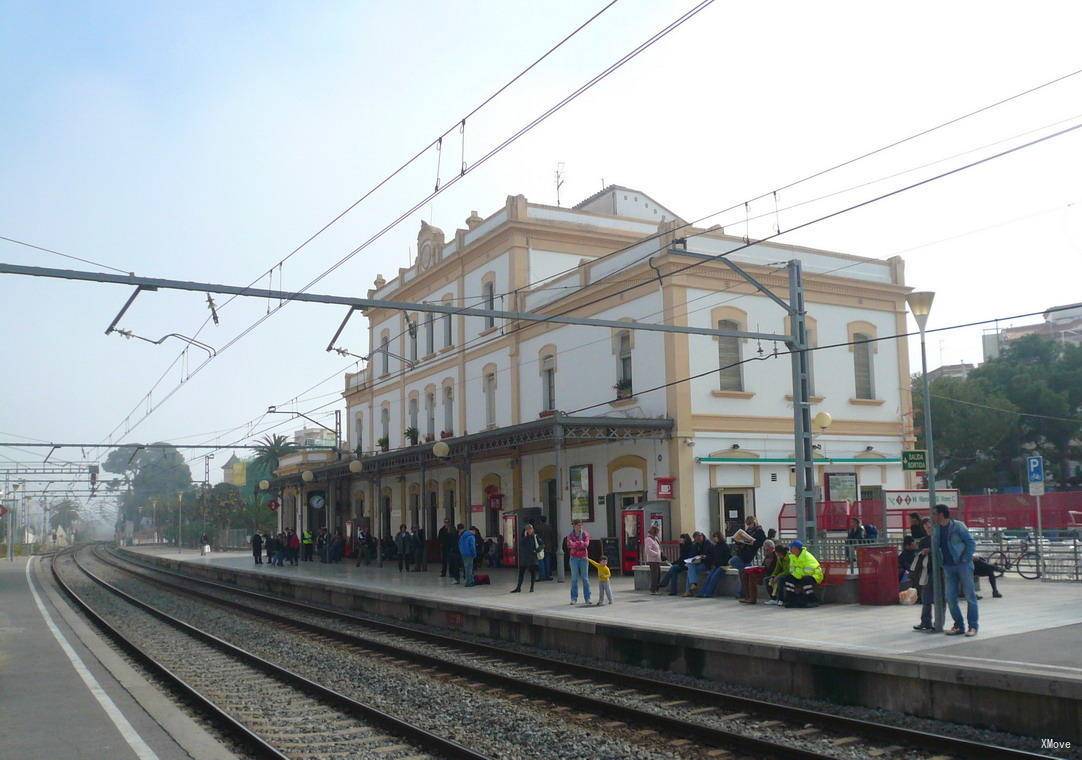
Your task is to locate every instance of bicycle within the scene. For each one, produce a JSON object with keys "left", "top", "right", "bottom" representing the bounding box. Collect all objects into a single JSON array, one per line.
[{"left": 987, "top": 538, "right": 1041, "bottom": 580}]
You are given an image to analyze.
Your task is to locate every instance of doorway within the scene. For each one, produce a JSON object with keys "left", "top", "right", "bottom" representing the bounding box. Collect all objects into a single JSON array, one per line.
[{"left": 710, "top": 488, "right": 755, "bottom": 536}]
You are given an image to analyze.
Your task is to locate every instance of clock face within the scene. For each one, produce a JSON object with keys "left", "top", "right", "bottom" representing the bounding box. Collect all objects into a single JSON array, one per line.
[{"left": 309, "top": 494, "right": 325, "bottom": 509}]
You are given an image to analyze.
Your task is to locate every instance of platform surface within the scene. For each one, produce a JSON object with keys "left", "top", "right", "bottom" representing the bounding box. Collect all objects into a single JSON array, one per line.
[
  {"left": 0, "top": 556, "right": 197, "bottom": 760},
  {"left": 133, "top": 545, "right": 1082, "bottom": 683}
]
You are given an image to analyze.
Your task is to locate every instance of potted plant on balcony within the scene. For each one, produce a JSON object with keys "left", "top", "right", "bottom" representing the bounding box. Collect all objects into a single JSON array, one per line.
[
  {"left": 404, "top": 426, "right": 419, "bottom": 446},
  {"left": 440, "top": 430, "right": 453, "bottom": 439},
  {"left": 614, "top": 378, "right": 633, "bottom": 399},
  {"left": 539, "top": 409, "right": 556, "bottom": 418},
  {"left": 377, "top": 436, "right": 389, "bottom": 452},
  {"left": 354, "top": 444, "right": 364, "bottom": 458},
  {"left": 424, "top": 433, "right": 435, "bottom": 443}
]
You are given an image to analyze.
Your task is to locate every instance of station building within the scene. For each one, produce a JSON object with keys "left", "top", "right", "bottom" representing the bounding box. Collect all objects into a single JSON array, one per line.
[{"left": 273, "top": 186, "right": 915, "bottom": 549}]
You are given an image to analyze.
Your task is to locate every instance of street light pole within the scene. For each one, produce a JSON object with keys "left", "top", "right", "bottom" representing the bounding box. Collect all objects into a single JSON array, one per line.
[
  {"left": 907, "top": 291, "right": 944, "bottom": 632},
  {"left": 177, "top": 492, "right": 183, "bottom": 554}
]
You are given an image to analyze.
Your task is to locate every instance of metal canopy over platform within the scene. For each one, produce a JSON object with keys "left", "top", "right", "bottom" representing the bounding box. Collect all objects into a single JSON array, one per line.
[{"left": 271, "top": 413, "right": 673, "bottom": 486}]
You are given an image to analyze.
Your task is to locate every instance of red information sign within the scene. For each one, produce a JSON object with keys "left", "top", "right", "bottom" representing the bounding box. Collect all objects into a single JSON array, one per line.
[
  {"left": 655, "top": 477, "right": 674, "bottom": 499},
  {"left": 267, "top": 499, "right": 279, "bottom": 511}
]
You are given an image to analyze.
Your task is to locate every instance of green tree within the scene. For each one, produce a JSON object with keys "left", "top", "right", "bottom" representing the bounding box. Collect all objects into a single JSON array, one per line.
[
  {"left": 49, "top": 499, "right": 81, "bottom": 532},
  {"left": 103, "top": 443, "right": 193, "bottom": 526}
]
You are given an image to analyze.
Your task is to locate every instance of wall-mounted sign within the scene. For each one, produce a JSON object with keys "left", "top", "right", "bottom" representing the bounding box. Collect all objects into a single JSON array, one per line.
[
  {"left": 267, "top": 499, "right": 279, "bottom": 512},
  {"left": 902, "top": 450, "right": 927, "bottom": 471},
  {"left": 655, "top": 477, "right": 675, "bottom": 499},
  {"left": 569, "top": 464, "right": 594, "bottom": 522}
]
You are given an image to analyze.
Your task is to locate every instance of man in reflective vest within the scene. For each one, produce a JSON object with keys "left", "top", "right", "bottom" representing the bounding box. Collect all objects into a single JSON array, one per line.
[{"left": 301, "top": 529, "right": 314, "bottom": 562}]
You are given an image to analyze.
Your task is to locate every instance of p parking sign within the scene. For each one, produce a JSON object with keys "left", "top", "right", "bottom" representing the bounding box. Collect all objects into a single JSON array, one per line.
[
  {"left": 902, "top": 450, "right": 927, "bottom": 471},
  {"left": 1027, "top": 456, "right": 1045, "bottom": 496}
]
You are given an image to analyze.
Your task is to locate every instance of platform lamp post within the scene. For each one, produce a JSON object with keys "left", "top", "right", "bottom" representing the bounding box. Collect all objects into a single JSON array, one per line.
[{"left": 906, "top": 290, "right": 944, "bottom": 631}]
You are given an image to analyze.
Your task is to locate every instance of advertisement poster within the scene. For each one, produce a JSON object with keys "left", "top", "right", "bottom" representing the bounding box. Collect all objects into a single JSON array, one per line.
[
  {"left": 825, "top": 472, "right": 857, "bottom": 503},
  {"left": 569, "top": 464, "right": 594, "bottom": 522}
]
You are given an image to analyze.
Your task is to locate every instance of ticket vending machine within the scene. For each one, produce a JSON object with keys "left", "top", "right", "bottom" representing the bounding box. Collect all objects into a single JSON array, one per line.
[{"left": 619, "top": 500, "right": 672, "bottom": 574}]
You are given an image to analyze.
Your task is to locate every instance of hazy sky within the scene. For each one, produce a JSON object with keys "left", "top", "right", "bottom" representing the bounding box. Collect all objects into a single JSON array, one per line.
[{"left": 2, "top": 0, "right": 1081, "bottom": 486}]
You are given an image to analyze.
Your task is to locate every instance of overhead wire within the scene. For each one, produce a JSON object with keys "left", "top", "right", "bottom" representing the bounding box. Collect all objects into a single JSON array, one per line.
[{"left": 90, "top": 0, "right": 711, "bottom": 453}]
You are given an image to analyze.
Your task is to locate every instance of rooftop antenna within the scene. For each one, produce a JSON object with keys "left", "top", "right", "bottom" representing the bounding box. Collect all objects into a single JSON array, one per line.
[{"left": 555, "top": 162, "right": 566, "bottom": 207}]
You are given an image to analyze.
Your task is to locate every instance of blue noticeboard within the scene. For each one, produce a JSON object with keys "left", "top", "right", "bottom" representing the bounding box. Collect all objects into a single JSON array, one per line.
[{"left": 1027, "top": 456, "right": 1044, "bottom": 483}]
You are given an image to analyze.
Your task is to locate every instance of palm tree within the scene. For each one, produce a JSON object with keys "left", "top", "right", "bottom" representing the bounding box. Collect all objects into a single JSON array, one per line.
[
  {"left": 50, "top": 499, "right": 81, "bottom": 532},
  {"left": 252, "top": 434, "right": 296, "bottom": 475}
]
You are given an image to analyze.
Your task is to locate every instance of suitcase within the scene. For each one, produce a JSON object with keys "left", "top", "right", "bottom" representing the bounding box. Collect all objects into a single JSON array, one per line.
[{"left": 473, "top": 573, "right": 491, "bottom": 585}]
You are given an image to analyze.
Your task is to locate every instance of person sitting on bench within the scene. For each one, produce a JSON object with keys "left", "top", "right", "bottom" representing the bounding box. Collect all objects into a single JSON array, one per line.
[{"left": 780, "top": 540, "right": 823, "bottom": 607}]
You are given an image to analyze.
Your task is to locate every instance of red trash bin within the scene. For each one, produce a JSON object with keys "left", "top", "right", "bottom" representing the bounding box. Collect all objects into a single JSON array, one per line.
[{"left": 857, "top": 546, "right": 898, "bottom": 605}]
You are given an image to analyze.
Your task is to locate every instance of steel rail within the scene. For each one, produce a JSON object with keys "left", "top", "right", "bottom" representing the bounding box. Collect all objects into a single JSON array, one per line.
[
  {"left": 108, "top": 547, "right": 1053, "bottom": 760},
  {"left": 97, "top": 547, "right": 834, "bottom": 760},
  {"left": 48, "top": 548, "right": 289, "bottom": 760},
  {"left": 67, "top": 547, "right": 487, "bottom": 760}
]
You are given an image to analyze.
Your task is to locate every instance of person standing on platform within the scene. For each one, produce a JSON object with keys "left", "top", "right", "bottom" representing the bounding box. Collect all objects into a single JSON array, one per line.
[
  {"left": 264, "top": 532, "right": 273, "bottom": 564},
  {"left": 395, "top": 525, "right": 412, "bottom": 572},
  {"left": 458, "top": 523, "right": 477, "bottom": 587},
  {"left": 250, "top": 531, "right": 263, "bottom": 565},
  {"left": 200, "top": 533, "right": 210, "bottom": 556},
  {"left": 588, "top": 555, "right": 613, "bottom": 606},
  {"left": 934, "top": 504, "right": 979, "bottom": 637},
  {"left": 566, "top": 519, "right": 591, "bottom": 606},
  {"left": 908, "top": 511, "right": 927, "bottom": 540},
  {"left": 644, "top": 525, "right": 663, "bottom": 595},
  {"left": 438, "top": 519, "right": 454, "bottom": 577},
  {"left": 288, "top": 529, "right": 300, "bottom": 566},
  {"left": 301, "top": 528, "right": 313, "bottom": 562},
  {"left": 316, "top": 528, "right": 329, "bottom": 563},
  {"left": 449, "top": 525, "right": 463, "bottom": 584},
  {"left": 274, "top": 532, "right": 287, "bottom": 566},
  {"left": 912, "top": 516, "right": 936, "bottom": 631},
  {"left": 511, "top": 523, "right": 541, "bottom": 593},
  {"left": 537, "top": 516, "right": 554, "bottom": 581},
  {"left": 354, "top": 527, "right": 370, "bottom": 567}
]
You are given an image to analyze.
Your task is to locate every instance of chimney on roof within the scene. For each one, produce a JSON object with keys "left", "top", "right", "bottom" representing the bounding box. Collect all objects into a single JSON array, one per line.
[{"left": 465, "top": 210, "right": 483, "bottom": 230}]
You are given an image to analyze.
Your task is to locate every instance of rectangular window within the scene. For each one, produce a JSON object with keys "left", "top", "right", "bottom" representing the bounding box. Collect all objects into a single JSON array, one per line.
[
  {"left": 444, "top": 311, "right": 453, "bottom": 347},
  {"left": 484, "top": 373, "right": 496, "bottom": 428},
  {"left": 483, "top": 282, "right": 495, "bottom": 330},
  {"left": 854, "top": 333, "right": 875, "bottom": 399},
  {"left": 425, "top": 313, "right": 434, "bottom": 355},
  {"left": 443, "top": 386, "right": 454, "bottom": 434},
  {"left": 618, "top": 332, "right": 632, "bottom": 388},
  {"left": 541, "top": 356, "right": 556, "bottom": 412},
  {"left": 408, "top": 397, "right": 418, "bottom": 431},
  {"left": 380, "top": 335, "right": 389, "bottom": 376},
  {"left": 425, "top": 393, "right": 435, "bottom": 438},
  {"left": 717, "top": 319, "right": 743, "bottom": 391}
]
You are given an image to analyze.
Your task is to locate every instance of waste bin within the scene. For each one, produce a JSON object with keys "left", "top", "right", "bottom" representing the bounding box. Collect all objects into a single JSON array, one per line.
[{"left": 857, "top": 546, "right": 898, "bottom": 605}]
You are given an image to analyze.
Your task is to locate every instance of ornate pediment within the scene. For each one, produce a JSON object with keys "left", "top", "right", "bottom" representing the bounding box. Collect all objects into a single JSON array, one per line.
[{"left": 417, "top": 221, "right": 446, "bottom": 273}]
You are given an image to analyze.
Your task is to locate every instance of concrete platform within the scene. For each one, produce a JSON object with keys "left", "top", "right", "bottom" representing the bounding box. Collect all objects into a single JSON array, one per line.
[
  {"left": 128, "top": 545, "right": 1082, "bottom": 743},
  {"left": 0, "top": 555, "right": 231, "bottom": 760}
]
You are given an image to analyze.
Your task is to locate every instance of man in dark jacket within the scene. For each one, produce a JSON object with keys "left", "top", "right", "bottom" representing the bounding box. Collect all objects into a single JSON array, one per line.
[
  {"left": 511, "top": 523, "right": 542, "bottom": 593},
  {"left": 438, "top": 519, "right": 454, "bottom": 577},
  {"left": 667, "top": 534, "right": 695, "bottom": 595},
  {"left": 251, "top": 532, "right": 263, "bottom": 565},
  {"left": 729, "top": 516, "right": 767, "bottom": 599}
]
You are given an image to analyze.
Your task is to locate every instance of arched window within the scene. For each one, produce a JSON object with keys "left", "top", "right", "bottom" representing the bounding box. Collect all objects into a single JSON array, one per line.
[
  {"left": 482, "top": 281, "right": 495, "bottom": 330},
  {"left": 408, "top": 314, "right": 418, "bottom": 363},
  {"left": 717, "top": 319, "right": 743, "bottom": 391},
  {"left": 443, "top": 384, "right": 454, "bottom": 435},
  {"left": 408, "top": 396, "right": 418, "bottom": 431},
  {"left": 425, "top": 391, "right": 435, "bottom": 439},
  {"left": 484, "top": 371, "right": 497, "bottom": 428},
  {"left": 853, "top": 334, "right": 875, "bottom": 399},
  {"left": 424, "top": 312, "right": 434, "bottom": 355},
  {"left": 380, "top": 332, "right": 390, "bottom": 376},
  {"left": 380, "top": 406, "right": 389, "bottom": 441},
  {"left": 541, "top": 355, "right": 556, "bottom": 411}
]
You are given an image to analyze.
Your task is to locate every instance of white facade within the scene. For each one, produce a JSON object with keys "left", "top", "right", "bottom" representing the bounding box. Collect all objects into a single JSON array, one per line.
[{"left": 340, "top": 188, "right": 913, "bottom": 541}]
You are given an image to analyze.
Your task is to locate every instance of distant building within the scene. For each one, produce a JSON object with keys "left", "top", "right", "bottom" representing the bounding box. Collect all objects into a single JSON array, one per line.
[
  {"left": 293, "top": 427, "right": 337, "bottom": 449},
  {"left": 926, "top": 363, "right": 973, "bottom": 383},
  {"left": 220, "top": 453, "right": 247, "bottom": 487},
  {"left": 983, "top": 304, "right": 1082, "bottom": 360}
]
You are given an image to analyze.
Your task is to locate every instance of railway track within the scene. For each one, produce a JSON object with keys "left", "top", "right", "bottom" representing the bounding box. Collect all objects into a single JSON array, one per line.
[
  {"left": 99, "top": 546, "right": 1054, "bottom": 760},
  {"left": 50, "top": 547, "right": 485, "bottom": 760}
]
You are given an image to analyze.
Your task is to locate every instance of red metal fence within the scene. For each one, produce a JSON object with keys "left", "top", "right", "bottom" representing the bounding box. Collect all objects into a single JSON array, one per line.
[{"left": 779, "top": 493, "right": 1082, "bottom": 535}]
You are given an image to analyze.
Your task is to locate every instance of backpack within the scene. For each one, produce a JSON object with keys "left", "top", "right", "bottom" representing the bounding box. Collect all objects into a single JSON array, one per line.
[{"left": 864, "top": 524, "right": 879, "bottom": 540}]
